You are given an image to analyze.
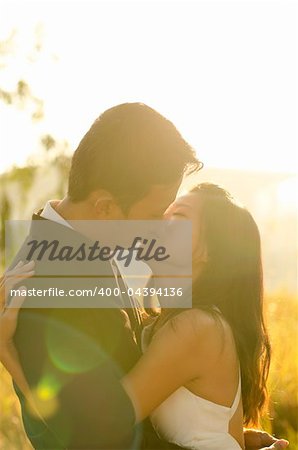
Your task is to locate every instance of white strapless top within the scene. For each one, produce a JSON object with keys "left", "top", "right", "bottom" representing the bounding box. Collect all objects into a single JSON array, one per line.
[{"left": 142, "top": 323, "right": 243, "bottom": 450}]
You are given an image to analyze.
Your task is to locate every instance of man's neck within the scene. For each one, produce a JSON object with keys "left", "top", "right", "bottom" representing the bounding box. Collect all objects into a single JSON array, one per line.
[{"left": 55, "top": 197, "right": 91, "bottom": 221}]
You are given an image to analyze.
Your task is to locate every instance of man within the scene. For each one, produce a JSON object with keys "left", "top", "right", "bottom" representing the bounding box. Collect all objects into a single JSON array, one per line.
[{"left": 0, "top": 103, "right": 287, "bottom": 450}]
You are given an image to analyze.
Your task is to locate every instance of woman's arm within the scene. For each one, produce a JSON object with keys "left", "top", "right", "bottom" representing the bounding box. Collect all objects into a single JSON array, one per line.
[{"left": 121, "top": 309, "right": 220, "bottom": 422}]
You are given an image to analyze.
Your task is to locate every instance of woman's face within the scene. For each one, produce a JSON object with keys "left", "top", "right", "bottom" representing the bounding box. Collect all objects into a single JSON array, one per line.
[{"left": 164, "top": 192, "right": 208, "bottom": 276}]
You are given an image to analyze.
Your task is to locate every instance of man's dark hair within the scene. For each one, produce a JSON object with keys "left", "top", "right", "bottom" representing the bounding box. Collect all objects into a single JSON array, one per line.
[{"left": 68, "top": 103, "right": 202, "bottom": 208}]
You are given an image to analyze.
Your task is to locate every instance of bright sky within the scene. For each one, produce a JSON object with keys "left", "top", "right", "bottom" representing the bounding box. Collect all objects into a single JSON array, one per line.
[{"left": 0, "top": 0, "right": 297, "bottom": 174}]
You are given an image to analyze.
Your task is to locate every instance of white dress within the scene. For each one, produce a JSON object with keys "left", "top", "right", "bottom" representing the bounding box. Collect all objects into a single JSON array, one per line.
[{"left": 142, "top": 323, "right": 243, "bottom": 450}]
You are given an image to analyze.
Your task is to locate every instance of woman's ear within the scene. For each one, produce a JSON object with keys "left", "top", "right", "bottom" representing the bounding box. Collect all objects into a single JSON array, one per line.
[
  {"left": 193, "top": 244, "right": 208, "bottom": 265},
  {"left": 199, "top": 246, "right": 208, "bottom": 263}
]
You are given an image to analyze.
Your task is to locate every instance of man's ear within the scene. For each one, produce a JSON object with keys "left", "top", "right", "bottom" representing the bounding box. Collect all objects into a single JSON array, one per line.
[
  {"left": 89, "top": 190, "right": 124, "bottom": 219},
  {"left": 94, "top": 197, "right": 113, "bottom": 216}
]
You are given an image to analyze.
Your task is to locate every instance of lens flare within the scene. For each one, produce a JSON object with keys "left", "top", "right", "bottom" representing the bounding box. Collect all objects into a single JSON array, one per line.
[
  {"left": 45, "top": 318, "right": 108, "bottom": 374},
  {"left": 27, "top": 377, "right": 60, "bottom": 419}
]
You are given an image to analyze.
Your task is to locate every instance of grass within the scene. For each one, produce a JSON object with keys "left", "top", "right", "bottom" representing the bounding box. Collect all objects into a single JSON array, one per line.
[
  {"left": 261, "top": 293, "right": 298, "bottom": 449},
  {"left": 0, "top": 293, "right": 297, "bottom": 450}
]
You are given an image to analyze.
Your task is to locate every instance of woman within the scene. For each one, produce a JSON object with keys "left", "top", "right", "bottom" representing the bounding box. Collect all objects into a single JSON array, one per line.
[
  {"left": 0, "top": 183, "right": 288, "bottom": 450},
  {"left": 122, "top": 182, "right": 271, "bottom": 449}
]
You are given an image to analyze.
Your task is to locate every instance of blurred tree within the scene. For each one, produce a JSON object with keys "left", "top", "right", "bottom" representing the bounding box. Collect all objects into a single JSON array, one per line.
[
  {"left": 0, "top": 26, "right": 70, "bottom": 263},
  {"left": 0, "top": 30, "right": 44, "bottom": 121},
  {"left": 0, "top": 194, "right": 11, "bottom": 267},
  {"left": 41, "top": 134, "right": 56, "bottom": 151}
]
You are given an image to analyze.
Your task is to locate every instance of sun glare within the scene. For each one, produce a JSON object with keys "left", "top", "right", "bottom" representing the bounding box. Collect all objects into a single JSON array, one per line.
[
  {"left": 277, "top": 177, "right": 298, "bottom": 210},
  {"left": 0, "top": 1, "right": 296, "bottom": 174}
]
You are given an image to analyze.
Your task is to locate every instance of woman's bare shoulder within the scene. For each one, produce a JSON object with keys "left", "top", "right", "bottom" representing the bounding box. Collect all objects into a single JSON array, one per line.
[
  {"left": 152, "top": 308, "right": 232, "bottom": 370},
  {"left": 151, "top": 308, "right": 228, "bottom": 356}
]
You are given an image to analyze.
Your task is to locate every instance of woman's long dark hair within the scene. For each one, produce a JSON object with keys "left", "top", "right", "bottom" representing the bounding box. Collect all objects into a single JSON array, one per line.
[{"left": 155, "top": 183, "right": 271, "bottom": 426}]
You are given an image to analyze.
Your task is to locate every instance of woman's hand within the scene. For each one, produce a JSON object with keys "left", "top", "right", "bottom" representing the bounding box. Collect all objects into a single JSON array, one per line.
[
  {"left": 244, "top": 429, "right": 289, "bottom": 449},
  {"left": 0, "top": 260, "right": 35, "bottom": 396},
  {"left": 0, "top": 260, "right": 35, "bottom": 312}
]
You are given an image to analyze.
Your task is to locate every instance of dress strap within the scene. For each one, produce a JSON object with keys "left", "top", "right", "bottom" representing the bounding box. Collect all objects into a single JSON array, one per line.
[{"left": 230, "top": 367, "right": 242, "bottom": 417}]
